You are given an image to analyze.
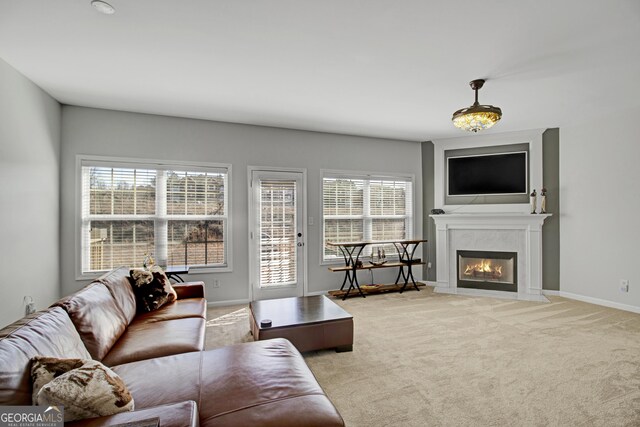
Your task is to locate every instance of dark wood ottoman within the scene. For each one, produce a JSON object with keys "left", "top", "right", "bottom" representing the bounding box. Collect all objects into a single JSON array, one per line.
[{"left": 250, "top": 295, "right": 353, "bottom": 352}]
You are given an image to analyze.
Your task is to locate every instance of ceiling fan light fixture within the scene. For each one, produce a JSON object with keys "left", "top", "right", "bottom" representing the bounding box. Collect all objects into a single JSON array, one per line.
[
  {"left": 452, "top": 79, "right": 502, "bottom": 132},
  {"left": 91, "top": 0, "right": 115, "bottom": 15}
]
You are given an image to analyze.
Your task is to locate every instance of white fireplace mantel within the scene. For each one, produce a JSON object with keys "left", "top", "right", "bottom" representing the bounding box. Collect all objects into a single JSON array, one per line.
[{"left": 430, "top": 213, "right": 551, "bottom": 301}]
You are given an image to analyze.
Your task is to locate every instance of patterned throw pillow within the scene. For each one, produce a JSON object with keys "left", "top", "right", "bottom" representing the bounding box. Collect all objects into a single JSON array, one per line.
[
  {"left": 31, "top": 356, "right": 85, "bottom": 404},
  {"left": 129, "top": 267, "right": 177, "bottom": 312},
  {"left": 31, "top": 356, "right": 134, "bottom": 422},
  {"left": 150, "top": 266, "right": 177, "bottom": 303}
]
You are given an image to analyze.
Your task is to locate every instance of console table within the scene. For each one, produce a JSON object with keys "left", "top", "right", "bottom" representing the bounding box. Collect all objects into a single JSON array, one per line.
[
  {"left": 326, "top": 239, "right": 427, "bottom": 300},
  {"left": 165, "top": 265, "right": 189, "bottom": 283}
]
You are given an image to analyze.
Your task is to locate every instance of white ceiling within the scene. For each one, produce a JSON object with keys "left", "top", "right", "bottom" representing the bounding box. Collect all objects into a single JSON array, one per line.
[{"left": 1, "top": 0, "right": 639, "bottom": 141}]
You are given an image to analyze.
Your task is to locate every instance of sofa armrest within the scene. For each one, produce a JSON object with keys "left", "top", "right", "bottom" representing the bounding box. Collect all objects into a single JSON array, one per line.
[
  {"left": 173, "top": 281, "right": 205, "bottom": 299},
  {"left": 65, "top": 401, "right": 198, "bottom": 427}
]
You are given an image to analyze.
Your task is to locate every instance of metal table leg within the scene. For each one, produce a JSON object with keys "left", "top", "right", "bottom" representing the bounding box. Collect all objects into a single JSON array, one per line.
[
  {"left": 167, "top": 273, "right": 185, "bottom": 283},
  {"left": 393, "top": 242, "right": 421, "bottom": 293},
  {"left": 338, "top": 244, "right": 366, "bottom": 300}
]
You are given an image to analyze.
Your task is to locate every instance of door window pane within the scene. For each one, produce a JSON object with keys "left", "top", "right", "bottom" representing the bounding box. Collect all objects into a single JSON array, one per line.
[{"left": 259, "top": 180, "right": 297, "bottom": 287}]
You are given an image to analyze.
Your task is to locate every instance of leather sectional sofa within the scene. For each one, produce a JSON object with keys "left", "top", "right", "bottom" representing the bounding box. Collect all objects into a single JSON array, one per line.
[{"left": 0, "top": 267, "right": 344, "bottom": 426}]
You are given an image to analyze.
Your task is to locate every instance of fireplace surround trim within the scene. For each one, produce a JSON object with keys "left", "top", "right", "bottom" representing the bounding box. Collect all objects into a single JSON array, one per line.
[{"left": 430, "top": 213, "right": 551, "bottom": 300}]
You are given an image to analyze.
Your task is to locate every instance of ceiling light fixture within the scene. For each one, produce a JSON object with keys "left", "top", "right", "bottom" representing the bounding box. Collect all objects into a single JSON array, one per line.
[
  {"left": 452, "top": 79, "right": 502, "bottom": 132},
  {"left": 91, "top": 0, "right": 115, "bottom": 15}
]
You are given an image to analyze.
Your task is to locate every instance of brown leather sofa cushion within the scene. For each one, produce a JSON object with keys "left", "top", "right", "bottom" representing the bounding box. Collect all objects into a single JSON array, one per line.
[
  {"left": 102, "top": 317, "right": 205, "bottom": 366},
  {"left": 211, "top": 395, "right": 344, "bottom": 426},
  {"left": 96, "top": 267, "right": 138, "bottom": 324},
  {"left": 54, "top": 283, "right": 128, "bottom": 361},
  {"left": 133, "top": 298, "right": 207, "bottom": 323},
  {"left": 0, "top": 307, "right": 91, "bottom": 405},
  {"left": 112, "top": 339, "right": 345, "bottom": 427},
  {"left": 65, "top": 401, "right": 198, "bottom": 427}
]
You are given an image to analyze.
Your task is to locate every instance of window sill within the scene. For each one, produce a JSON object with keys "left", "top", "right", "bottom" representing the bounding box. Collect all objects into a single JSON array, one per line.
[
  {"left": 76, "top": 272, "right": 103, "bottom": 281},
  {"left": 76, "top": 265, "right": 232, "bottom": 281},
  {"left": 187, "top": 265, "right": 233, "bottom": 274}
]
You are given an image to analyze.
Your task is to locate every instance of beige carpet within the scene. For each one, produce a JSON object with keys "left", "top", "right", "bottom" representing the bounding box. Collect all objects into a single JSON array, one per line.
[
  {"left": 205, "top": 288, "right": 640, "bottom": 427},
  {"left": 205, "top": 304, "right": 253, "bottom": 347}
]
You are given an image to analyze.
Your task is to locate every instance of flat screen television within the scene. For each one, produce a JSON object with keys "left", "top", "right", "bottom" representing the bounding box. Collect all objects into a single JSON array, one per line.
[{"left": 447, "top": 151, "right": 528, "bottom": 196}]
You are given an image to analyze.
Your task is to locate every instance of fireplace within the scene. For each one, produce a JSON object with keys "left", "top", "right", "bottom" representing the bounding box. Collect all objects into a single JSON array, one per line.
[
  {"left": 456, "top": 250, "right": 517, "bottom": 292},
  {"left": 431, "top": 214, "right": 550, "bottom": 300}
]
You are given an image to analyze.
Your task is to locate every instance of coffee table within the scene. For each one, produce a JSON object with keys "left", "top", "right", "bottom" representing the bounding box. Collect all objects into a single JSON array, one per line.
[{"left": 250, "top": 295, "right": 353, "bottom": 352}]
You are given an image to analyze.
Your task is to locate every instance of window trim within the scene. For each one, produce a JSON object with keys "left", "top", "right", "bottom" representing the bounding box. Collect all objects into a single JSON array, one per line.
[
  {"left": 319, "top": 169, "right": 415, "bottom": 266},
  {"left": 75, "top": 155, "right": 233, "bottom": 280}
]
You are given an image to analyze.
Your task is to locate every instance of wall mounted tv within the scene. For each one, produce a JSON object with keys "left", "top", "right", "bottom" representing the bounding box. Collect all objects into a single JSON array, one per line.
[{"left": 447, "top": 151, "right": 528, "bottom": 196}]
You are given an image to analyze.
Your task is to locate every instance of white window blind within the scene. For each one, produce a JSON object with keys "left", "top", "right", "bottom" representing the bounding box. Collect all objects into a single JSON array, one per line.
[
  {"left": 259, "top": 179, "right": 297, "bottom": 287},
  {"left": 80, "top": 159, "right": 229, "bottom": 274},
  {"left": 322, "top": 172, "right": 413, "bottom": 261}
]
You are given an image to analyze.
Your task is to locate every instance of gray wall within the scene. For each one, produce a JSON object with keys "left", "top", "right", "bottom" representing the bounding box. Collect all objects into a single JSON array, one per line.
[
  {"left": 421, "top": 141, "right": 436, "bottom": 282},
  {"left": 60, "top": 106, "right": 422, "bottom": 302},
  {"left": 0, "top": 58, "right": 61, "bottom": 327},
  {"left": 542, "top": 128, "right": 560, "bottom": 291}
]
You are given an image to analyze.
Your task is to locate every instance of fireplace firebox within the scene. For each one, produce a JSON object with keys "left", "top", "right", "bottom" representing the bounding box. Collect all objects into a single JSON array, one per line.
[{"left": 456, "top": 250, "right": 517, "bottom": 292}]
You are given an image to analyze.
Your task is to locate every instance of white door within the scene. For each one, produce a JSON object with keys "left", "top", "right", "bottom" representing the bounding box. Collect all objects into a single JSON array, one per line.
[{"left": 249, "top": 169, "right": 306, "bottom": 300}]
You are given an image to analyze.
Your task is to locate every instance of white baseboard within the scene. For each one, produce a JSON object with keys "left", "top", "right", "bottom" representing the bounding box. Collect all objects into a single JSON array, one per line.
[
  {"left": 553, "top": 291, "right": 640, "bottom": 314},
  {"left": 541, "top": 289, "right": 560, "bottom": 296},
  {"left": 207, "top": 299, "right": 250, "bottom": 307},
  {"left": 419, "top": 281, "right": 438, "bottom": 287},
  {"left": 435, "top": 286, "right": 549, "bottom": 302}
]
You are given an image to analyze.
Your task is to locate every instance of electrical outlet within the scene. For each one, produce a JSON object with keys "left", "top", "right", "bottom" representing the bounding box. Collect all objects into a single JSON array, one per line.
[
  {"left": 427, "top": 262, "right": 432, "bottom": 269},
  {"left": 212, "top": 279, "right": 220, "bottom": 288},
  {"left": 620, "top": 279, "right": 629, "bottom": 293},
  {"left": 308, "top": 216, "right": 314, "bottom": 226}
]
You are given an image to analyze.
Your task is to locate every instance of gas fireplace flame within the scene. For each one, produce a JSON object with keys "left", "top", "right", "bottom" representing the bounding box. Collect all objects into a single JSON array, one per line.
[{"left": 464, "top": 259, "right": 502, "bottom": 278}]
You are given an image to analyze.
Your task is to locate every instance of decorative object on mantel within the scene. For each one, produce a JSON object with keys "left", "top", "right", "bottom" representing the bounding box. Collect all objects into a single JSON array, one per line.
[
  {"left": 540, "top": 188, "right": 547, "bottom": 214},
  {"left": 431, "top": 208, "right": 446, "bottom": 215},
  {"left": 452, "top": 79, "right": 502, "bottom": 132},
  {"left": 530, "top": 189, "right": 537, "bottom": 214}
]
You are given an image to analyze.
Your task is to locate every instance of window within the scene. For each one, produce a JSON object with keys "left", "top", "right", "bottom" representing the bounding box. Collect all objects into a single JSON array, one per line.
[
  {"left": 322, "top": 170, "right": 413, "bottom": 261},
  {"left": 79, "top": 157, "right": 230, "bottom": 275}
]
